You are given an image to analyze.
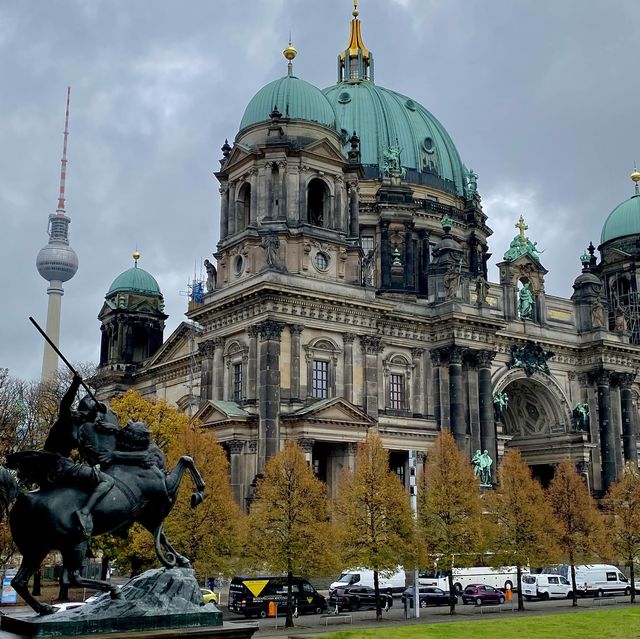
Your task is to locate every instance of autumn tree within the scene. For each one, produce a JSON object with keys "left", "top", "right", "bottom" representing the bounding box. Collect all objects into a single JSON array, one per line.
[
  {"left": 418, "top": 432, "right": 483, "bottom": 614},
  {"left": 485, "top": 449, "right": 559, "bottom": 610},
  {"left": 547, "top": 458, "right": 607, "bottom": 606},
  {"left": 108, "top": 391, "right": 245, "bottom": 579},
  {"left": 334, "top": 431, "right": 416, "bottom": 622},
  {"left": 605, "top": 462, "right": 640, "bottom": 603},
  {"left": 247, "top": 441, "right": 336, "bottom": 628}
]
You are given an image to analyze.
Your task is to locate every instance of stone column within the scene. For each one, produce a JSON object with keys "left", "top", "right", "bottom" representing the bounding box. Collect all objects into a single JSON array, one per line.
[
  {"left": 380, "top": 221, "right": 391, "bottom": 289},
  {"left": 346, "top": 442, "right": 357, "bottom": 472},
  {"left": 343, "top": 333, "right": 355, "bottom": 403},
  {"left": 246, "top": 325, "right": 259, "bottom": 404},
  {"left": 411, "top": 348, "right": 425, "bottom": 416},
  {"left": 594, "top": 369, "right": 616, "bottom": 491},
  {"left": 257, "top": 320, "right": 285, "bottom": 471},
  {"left": 278, "top": 161, "right": 287, "bottom": 220},
  {"left": 349, "top": 181, "right": 359, "bottom": 238},
  {"left": 227, "top": 181, "right": 237, "bottom": 235},
  {"left": 448, "top": 346, "right": 467, "bottom": 454},
  {"left": 227, "top": 439, "right": 246, "bottom": 504},
  {"left": 477, "top": 350, "right": 497, "bottom": 481},
  {"left": 298, "top": 437, "right": 315, "bottom": 464},
  {"left": 430, "top": 350, "right": 444, "bottom": 429},
  {"left": 211, "top": 337, "right": 225, "bottom": 401},
  {"left": 249, "top": 171, "right": 258, "bottom": 226},
  {"left": 219, "top": 183, "right": 229, "bottom": 239},
  {"left": 289, "top": 324, "right": 304, "bottom": 402},
  {"left": 619, "top": 373, "right": 638, "bottom": 465},
  {"left": 359, "top": 335, "right": 384, "bottom": 419},
  {"left": 287, "top": 165, "right": 299, "bottom": 226},
  {"left": 404, "top": 221, "right": 415, "bottom": 292},
  {"left": 418, "top": 229, "right": 430, "bottom": 297},
  {"left": 198, "top": 340, "right": 215, "bottom": 402}
]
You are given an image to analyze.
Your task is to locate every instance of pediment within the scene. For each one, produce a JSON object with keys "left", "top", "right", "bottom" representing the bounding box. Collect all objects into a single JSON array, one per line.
[
  {"left": 195, "top": 400, "right": 253, "bottom": 424},
  {"left": 301, "top": 138, "right": 347, "bottom": 165},
  {"left": 498, "top": 253, "right": 548, "bottom": 275},
  {"left": 145, "top": 322, "right": 192, "bottom": 367},
  {"left": 286, "top": 397, "right": 375, "bottom": 425},
  {"left": 223, "top": 145, "right": 256, "bottom": 174}
]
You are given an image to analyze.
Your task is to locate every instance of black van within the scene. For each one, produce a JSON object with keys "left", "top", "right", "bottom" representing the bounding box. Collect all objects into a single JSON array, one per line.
[{"left": 228, "top": 576, "right": 327, "bottom": 618}]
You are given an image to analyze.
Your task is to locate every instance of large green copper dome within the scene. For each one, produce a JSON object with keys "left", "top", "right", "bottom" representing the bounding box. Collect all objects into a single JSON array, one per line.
[
  {"left": 107, "top": 265, "right": 162, "bottom": 298},
  {"left": 239, "top": 75, "right": 338, "bottom": 132},
  {"left": 600, "top": 195, "right": 640, "bottom": 245},
  {"left": 323, "top": 81, "right": 466, "bottom": 196}
]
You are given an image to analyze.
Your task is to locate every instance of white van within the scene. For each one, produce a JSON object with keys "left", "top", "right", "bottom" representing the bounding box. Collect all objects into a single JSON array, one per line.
[
  {"left": 521, "top": 574, "right": 572, "bottom": 600},
  {"left": 544, "top": 564, "right": 634, "bottom": 597},
  {"left": 329, "top": 568, "right": 406, "bottom": 595}
]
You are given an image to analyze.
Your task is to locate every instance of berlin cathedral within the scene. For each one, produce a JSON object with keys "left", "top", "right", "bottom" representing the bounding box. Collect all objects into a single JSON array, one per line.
[{"left": 96, "top": 3, "right": 640, "bottom": 507}]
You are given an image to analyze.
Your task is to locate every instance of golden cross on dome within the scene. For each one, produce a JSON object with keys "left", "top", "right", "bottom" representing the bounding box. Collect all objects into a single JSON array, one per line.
[{"left": 515, "top": 215, "right": 528, "bottom": 239}]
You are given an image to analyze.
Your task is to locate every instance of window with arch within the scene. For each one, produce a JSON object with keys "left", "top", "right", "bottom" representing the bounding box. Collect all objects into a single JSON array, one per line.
[
  {"left": 383, "top": 353, "right": 412, "bottom": 413},
  {"left": 224, "top": 340, "right": 248, "bottom": 403},
  {"left": 307, "top": 178, "right": 330, "bottom": 227},
  {"left": 305, "top": 338, "right": 340, "bottom": 400},
  {"left": 238, "top": 182, "right": 251, "bottom": 230}
]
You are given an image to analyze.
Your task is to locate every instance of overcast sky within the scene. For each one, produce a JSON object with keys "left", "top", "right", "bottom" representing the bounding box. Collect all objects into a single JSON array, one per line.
[{"left": 1, "top": 0, "right": 638, "bottom": 382}]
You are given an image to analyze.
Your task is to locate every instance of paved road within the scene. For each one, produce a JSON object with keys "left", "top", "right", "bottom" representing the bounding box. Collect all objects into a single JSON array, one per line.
[{"left": 221, "top": 594, "right": 640, "bottom": 638}]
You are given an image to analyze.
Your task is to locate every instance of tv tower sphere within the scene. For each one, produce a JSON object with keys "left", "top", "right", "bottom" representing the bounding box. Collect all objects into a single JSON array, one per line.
[{"left": 36, "top": 213, "right": 79, "bottom": 283}]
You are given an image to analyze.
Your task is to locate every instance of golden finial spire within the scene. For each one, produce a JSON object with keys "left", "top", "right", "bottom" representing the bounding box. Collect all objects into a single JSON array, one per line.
[
  {"left": 632, "top": 163, "right": 640, "bottom": 195},
  {"left": 339, "top": 0, "right": 372, "bottom": 82},
  {"left": 283, "top": 35, "right": 297, "bottom": 76},
  {"left": 132, "top": 250, "right": 141, "bottom": 266},
  {"left": 353, "top": 0, "right": 359, "bottom": 17}
]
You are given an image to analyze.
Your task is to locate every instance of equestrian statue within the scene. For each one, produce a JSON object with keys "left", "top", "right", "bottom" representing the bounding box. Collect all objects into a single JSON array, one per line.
[{"left": 0, "top": 319, "right": 206, "bottom": 615}]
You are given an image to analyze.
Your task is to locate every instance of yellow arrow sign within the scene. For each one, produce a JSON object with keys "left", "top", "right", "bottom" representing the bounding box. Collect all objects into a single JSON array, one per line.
[{"left": 243, "top": 580, "right": 270, "bottom": 598}]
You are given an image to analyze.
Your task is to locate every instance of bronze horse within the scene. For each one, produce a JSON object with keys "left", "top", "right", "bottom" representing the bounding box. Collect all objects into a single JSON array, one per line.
[{"left": 0, "top": 418, "right": 205, "bottom": 615}]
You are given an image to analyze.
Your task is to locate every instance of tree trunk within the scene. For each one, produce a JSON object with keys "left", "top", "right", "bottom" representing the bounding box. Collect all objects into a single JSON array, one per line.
[
  {"left": 631, "top": 561, "right": 636, "bottom": 604},
  {"left": 100, "top": 556, "right": 110, "bottom": 581},
  {"left": 285, "top": 569, "right": 294, "bottom": 628},
  {"left": 31, "top": 569, "right": 41, "bottom": 596},
  {"left": 448, "top": 572, "right": 456, "bottom": 614},
  {"left": 373, "top": 569, "right": 382, "bottom": 621},
  {"left": 516, "top": 565, "right": 523, "bottom": 611},
  {"left": 570, "top": 563, "right": 578, "bottom": 607}
]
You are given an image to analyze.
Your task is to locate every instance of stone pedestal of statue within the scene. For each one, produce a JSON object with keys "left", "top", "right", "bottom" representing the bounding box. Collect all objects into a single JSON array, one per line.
[{"left": 0, "top": 568, "right": 257, "bottom": 639}]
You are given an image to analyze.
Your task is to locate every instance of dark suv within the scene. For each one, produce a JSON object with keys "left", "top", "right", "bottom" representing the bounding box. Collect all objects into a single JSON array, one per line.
[
  {"left": 328, "top": 586, "right": 393, "bottom": 612},
  {"left": 461, "top": 584, "right": 505, "bottom": 606}
]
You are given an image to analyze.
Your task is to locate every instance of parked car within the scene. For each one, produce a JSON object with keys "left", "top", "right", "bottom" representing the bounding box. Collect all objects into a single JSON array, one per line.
[
  {"left": 401, "top": 586, "right": 450, "bottom": 608},
  {"left": 461, "top": 584, "right": 505, "bottom": 606},
  {"left": 521, "top": 574, "right": 572, "bottom": 600},
  {"left": 328, "top": 585, "right": 393, "bottom": 612},
  {"left": 200, "top": 588, "right": 219, "bottom": 605}
]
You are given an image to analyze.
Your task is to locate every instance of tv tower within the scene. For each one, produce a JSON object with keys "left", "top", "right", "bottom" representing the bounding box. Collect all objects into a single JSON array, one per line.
[{"left": 36, "top": 87, "right": 79, "bottom": 381}]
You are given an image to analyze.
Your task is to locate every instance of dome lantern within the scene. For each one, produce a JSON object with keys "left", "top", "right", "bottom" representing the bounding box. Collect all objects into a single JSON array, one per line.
[{"left": 338, "top": 0, "right": 374, "bottom": 83}]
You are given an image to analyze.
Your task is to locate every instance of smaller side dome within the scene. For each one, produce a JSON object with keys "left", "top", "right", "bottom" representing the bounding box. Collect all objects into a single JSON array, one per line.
[
  {"left": 239, "top": 75, "right": 338, "bottom": 132},
  {"left": 107, "top": 266, "right": 162, "bottom": 298},
  {"left": 600, "top": 195, "right": 640, "bottom": 245}
]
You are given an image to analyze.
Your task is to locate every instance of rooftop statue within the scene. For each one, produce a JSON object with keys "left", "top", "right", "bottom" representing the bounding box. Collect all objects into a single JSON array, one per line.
[
  {"left": 382, "top": 145, "right": 405, "bottom": 179},
  {"left": 0, "top": 321, "right": 206, "bottom": 617},
  {"left": 503, "top": 215, "right": 542, "bottom": 262},
  {"left": 466, "top": 168, "right": 478, "bottom": 197}
]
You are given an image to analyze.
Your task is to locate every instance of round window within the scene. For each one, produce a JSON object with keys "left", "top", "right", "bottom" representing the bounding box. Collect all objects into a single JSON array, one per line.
[
  {"left": 405, "top": 99, "right": 416, "bottom": 111},
  {"left": 314, "top": 252, "right": 329, "bottom": 271},
  {"left": 423, "top": 137, "right": 434, "bottom": 152},
  {"left": 234, "top": 255, "right": 244, "bottom": 275},
  {"left": 338, "top": 91, "right": 352, "bottom": 104}
]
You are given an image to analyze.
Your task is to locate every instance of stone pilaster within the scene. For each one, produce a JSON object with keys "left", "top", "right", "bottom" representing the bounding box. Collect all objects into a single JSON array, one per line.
[
  {"left": 257, "top": 320, "right": 285, "bottom": 472},
  {"left": 289, "top": 324, "right": 304, "bottom": 402},
  {"left": 343, "top": 333, "right": 355, "bottom": 403},
  {"left": 211, "top": 337, "right": 225, "bottom": 401},
  {"left": 430, "top": 349, "right": 448, "bottom": 430},
  {"left": 476, "top": 349, "right": 497, "bottom": 482},
  {"left": 359, "top": 334, "right": 384, "bottom": 419},
  {"left": 380, "top": 221, "right": 391, "bottom": 289},
  {"left": 246, "top": 325, "right": 260, "bottom": 404},
  {"left": 619, "top": 373, "right": 638, "bottom": 466},
  {"left": 349, "top": 181, "right": 359, "bottom": 238},
  {"left": 219, "top": 183, "right": 229, "bottom": 239},
  {"left": 411, "top": 348, "right": 425, "bottom": 416},
  {"left": 198, "top": 340, "right": 215, "bottom": 402}
]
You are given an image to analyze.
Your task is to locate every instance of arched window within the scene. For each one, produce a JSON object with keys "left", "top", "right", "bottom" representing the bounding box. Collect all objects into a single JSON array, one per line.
[
  {"left": 304, "top": 338, "right": 340, "bottom": 400},
  {"left": 383, "top": 354, "right": 412, "bottom": 413},
  {"left": 238, "top": 182, "right": 251, "bottom": 230},
  {"left": 224, "top": 341, "right": 248, "bottom": 403},
  {"left": 307, "top": 178, "right": 330, "bottom": 227}
]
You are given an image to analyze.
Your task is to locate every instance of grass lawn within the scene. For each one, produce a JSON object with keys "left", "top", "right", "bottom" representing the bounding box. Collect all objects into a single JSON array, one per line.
[{"left": 325, "top": 608, "right": 640, "bottom": 639}]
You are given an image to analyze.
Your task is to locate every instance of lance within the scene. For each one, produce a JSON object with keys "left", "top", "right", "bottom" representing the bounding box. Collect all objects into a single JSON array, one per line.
[{"left": 29, "top": 316, "right": 99, "bottom": 405}]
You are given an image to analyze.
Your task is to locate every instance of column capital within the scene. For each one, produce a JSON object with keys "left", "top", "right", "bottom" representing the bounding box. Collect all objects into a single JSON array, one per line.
[
  {"left": 212, "top": 336, "right": 225, "bottom": 349},
  {"left": 298, "top": 438, "right": 315, "bottom": 454},
  {"left": 615, "top": 372, "right": 636, "bottom": 389},
  {"left": 289, "top": 324, "right": 305, "bottom": 337},
  {"left": 247, "top": 325, "right": 261, "bottom": 338},
  {"left": 359, "top": 334, "right": 384, "bottom": 354},
  {"left": 475, "top": 349, "right": 497, "bottom": 369},
  {"left": 446, "top": 345, "right": 466, "bottom": 366},
  {"left": 198, "top": 339, "right": 215, "bottom": 358},
  {"left": 411, "top": 347, "right": 425, "bottom": 360},
  {"left": 226, "top": 439, "right": 246, "bottom": 454},
  {"left": 342, "top": 332, "right": 356, "bottom": 344},
  {"left": 589, "top": 368, "right": 612, "bottom": 386},
  {"left": 257, "top": 320, "right": 285, "bottom": 341}
]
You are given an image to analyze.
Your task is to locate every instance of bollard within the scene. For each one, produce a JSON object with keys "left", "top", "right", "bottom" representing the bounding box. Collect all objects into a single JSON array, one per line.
[{"left": 268, "top": 601, "right": 277, "bottom": 617}]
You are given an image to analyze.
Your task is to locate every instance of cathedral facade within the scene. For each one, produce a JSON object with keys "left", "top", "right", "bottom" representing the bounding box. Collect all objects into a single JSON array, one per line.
[{"left": 97, "top": 6, "right": 640, "bottom": 506}]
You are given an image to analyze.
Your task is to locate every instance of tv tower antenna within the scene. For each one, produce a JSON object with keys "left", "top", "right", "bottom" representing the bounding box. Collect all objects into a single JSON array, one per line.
[{"left": 36, "top": 87, "right": 79, "bottom": 381}]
